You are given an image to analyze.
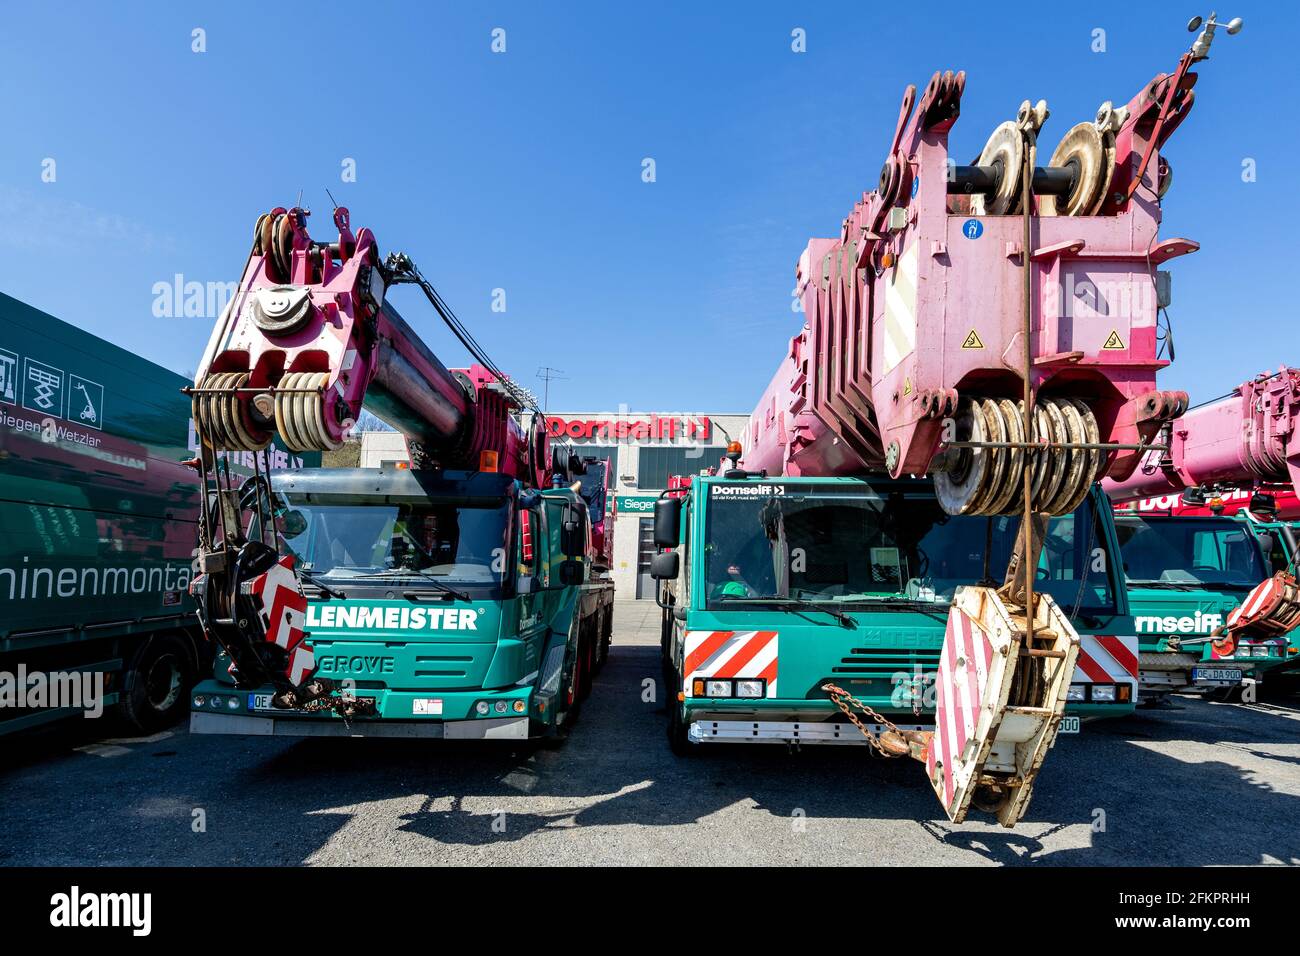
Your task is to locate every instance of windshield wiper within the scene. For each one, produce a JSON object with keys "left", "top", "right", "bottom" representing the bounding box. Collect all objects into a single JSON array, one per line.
[
  {"left": 716, "top": 596, "right": 853, "bottom": 628},
  {"left": 298, "top": 569, "right": 345, "bottom": 600},
  {"left": 346, "top": 569, "right": 473, "bottom": 603},
  {"left": 833, "top": 595, "right": 950, "bottom": 622}
]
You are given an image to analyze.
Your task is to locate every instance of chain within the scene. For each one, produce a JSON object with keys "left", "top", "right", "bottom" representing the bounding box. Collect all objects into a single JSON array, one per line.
[{"left": 822, "top": 682, "right": 906, "bottom": 757}]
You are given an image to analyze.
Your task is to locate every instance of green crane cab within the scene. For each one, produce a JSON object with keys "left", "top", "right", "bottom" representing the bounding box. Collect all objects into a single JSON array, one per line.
[
  {"left": 1112, "top": 512, "right": 1293, "bottom": 700},
  {"left": 188, "top": 466, "right": 614, "bottom": 739},
  {"left": 652, "top": 474, "right": 1138, "bottom": 753}
]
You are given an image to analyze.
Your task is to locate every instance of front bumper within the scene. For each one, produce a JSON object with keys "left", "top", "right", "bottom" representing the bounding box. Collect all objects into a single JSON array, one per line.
[
  {"left": 190, "top": 710, "right": 528, "bottom": 738},
  {"left": 188, "top": 679, "right": 541, "bottom": 737},
  {"left": 687, "top": 717, "right": 931, "bottom": 745}
]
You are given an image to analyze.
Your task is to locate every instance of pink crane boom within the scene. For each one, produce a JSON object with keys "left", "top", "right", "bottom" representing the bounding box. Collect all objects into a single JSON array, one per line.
[{"left": 741, "top": 16, "right": 1248, "bottom": 517}]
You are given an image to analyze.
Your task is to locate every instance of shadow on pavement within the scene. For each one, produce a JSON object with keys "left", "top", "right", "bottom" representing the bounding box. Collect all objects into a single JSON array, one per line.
[{"left": 3, "top": 644, "right": 1299, "bottom": 866}]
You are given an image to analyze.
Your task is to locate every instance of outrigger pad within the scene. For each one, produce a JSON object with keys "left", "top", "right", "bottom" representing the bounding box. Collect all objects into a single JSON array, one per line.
[{"left": 925, "top": 586, "right": 1079, "bottom": 828}]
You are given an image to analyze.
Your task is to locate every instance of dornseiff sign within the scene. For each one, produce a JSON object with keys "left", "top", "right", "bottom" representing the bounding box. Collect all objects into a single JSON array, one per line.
[{"left": 545, "top": 415, "right": 712, "bottom": 442}]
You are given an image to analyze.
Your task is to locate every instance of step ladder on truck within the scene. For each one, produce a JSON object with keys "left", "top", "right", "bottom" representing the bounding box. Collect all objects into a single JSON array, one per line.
[{"left": 651, "top": 13, "right": 1242, "bottom": 827}]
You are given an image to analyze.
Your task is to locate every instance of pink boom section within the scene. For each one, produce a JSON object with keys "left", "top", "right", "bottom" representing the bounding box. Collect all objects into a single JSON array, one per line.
[
  {"left": 193, "top": 206, "right": 546, "bottom": 483},
  {"left": 1104, "top": 367, "right": 1300, "bottom": 503},
  {"left": 743, "top": 53, "right": 1211, "bottom": 484}
]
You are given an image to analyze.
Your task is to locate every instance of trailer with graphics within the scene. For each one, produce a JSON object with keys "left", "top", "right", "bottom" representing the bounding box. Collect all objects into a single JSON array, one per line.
[
  {"left": 0, "top": 293, "right": 308, "bottom": 733},
  {"left": 183, "top": 204, "right": 613, "bottom": 739}
]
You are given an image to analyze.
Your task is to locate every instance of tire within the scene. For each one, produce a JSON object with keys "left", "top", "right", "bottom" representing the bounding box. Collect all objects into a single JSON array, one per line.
[
  {"left": 577, "top": 629, "right": 595, "bottom": 701},
  {"left": 120, "top": 634, "right": 195, "bottom": 734},
  {"left": 559, "top": 628, "right": 585, "bottom": 729},
  {"left": 595, "top": 608, "right": 611, "bottom": 669}
]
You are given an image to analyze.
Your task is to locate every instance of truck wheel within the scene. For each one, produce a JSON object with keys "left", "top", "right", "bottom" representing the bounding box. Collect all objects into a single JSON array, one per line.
[
  {"left": 594, "top": 609, "right": 610, "bottom": 670},
  {"left": 560, "top": 640, "right": 585, "bottom": 728},
  {"left": 600, "top": 606, "right": 613, "bottom": 660},
  {"left": 578, "top": 632, "right": 595, "bottom": 701},
  {"left": 121, "top": 635, "right": 195, "bottom": 734}
]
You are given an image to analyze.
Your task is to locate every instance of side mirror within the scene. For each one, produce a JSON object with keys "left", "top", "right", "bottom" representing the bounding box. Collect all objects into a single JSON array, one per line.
[
  {"left": 650, "top": 551, "right": 680, "bottom": 580},
  {"left": 562, "top": 506, "right": 587, "bottom": 558},
  {"left": 654, "top": 497, "right": 681, "bottom": 549},
  {"left": 279, "top": 509, "right": 308, "bottom": 537},
  {"left": 560, "top": 559, "right": 583, "bottom": 586},
  {"left": 1250, "top": 492, "right": 1277, "bottom": 517}
]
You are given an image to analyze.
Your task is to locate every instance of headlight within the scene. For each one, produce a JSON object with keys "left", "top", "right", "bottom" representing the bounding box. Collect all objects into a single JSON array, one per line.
[
  {"left": 494, "top": 700, "right": 508, "bottom": 714},
  {"left": 705, "top": 679, "right": 733, "bottom": 698},
  {"left": 210, "top": 696, "right": 225, "bottom": 709},
  {"left": 735, "top": 679, "right": 765, "bottom": 698},
  {"left": 1066, "top": 685, "right": 1086, "bottom": 702},
  {"left": 512, "top": 700, "right": 527, "bottom": 713},
  {"left": 227, "top": 697, "right": 240, "bottom": 710},
  {"left": 192, "top": 695, "right": 206, "bottom": 708},
  {"left": 475, "top": 701, "right": 490, "bottom": 716},
  {"left": 1091, "top": 685, "right": 1117, "bottom": 702}
]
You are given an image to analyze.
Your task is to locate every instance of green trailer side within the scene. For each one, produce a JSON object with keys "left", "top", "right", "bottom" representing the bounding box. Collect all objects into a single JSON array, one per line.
[{"left": 0, "top": 292, "right": 313, "bottom": 734}]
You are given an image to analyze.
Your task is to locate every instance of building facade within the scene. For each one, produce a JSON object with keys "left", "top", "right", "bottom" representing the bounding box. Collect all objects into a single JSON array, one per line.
[
  {"left": 358, "top": 411, "right": 749, "bottom": 599},
  {"left": 541, "top": 412, "right": 748, "bottom": 599}
]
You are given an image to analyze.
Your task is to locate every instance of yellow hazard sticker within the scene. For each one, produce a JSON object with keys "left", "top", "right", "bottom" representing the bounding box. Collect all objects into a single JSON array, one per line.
[
  {"left": 1102, "top": 330, "right": 1126, "bottom": 350},
  {"left": 903, "top": 377, "right": 913, "bottom": 396},
  {"left": 961, "top": 329, "right": 984, "bottom": 349}
]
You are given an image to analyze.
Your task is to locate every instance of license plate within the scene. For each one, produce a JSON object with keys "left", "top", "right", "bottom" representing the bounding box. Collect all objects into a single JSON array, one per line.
[
  {"left": 1192, "top": 667, "right": 1243, "bottom": 686},
  {"left": 1058, "top": 716, "right": 1080, "bottom": 734},
  {"left": 248, "top": 693, "right": 275, "bottom": 712}
]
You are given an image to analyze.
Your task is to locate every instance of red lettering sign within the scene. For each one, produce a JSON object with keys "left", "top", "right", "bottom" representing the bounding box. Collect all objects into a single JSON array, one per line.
[{"left": 544, "top": 416, "right": 712, "bottom": 443}]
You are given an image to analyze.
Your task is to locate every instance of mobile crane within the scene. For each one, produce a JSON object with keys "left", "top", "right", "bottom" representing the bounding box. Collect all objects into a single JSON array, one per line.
[
  {"left": 1105, "top": 366, "right": 1300, "bottom": 691},
  {"left": 184, "top": 204, "right": 614, "bottom": 738},
  {"left": 653, "top": 13, "right": 1240, "bottom": 826}
]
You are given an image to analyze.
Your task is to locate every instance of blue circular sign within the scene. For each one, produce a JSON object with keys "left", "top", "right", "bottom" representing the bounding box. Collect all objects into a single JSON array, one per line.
[{"left": 962, "top": 218, "right": 983, "bottom": 239}]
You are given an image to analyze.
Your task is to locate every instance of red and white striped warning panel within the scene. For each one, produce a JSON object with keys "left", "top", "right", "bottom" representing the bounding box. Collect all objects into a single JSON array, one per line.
[
  {"left": 1074, "top": 634, "right": 1138, "bottom": 693},
  {"left": 683, "top": 630, "right": 779, "bottom": 697},
  {"left": 926, "top": 605, "right": 995, "bottom": 815},
  {"left": 1224, "top": 573, "right": 1300, "bottom": 638},
  {"left": 245, "top": 555, "right": 316, "bottom": 686}
]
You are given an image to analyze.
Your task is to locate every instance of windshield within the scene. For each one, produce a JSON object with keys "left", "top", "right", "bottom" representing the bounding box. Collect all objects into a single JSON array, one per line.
[
  {"left": 268, "top": 499, "right": 509, "bottom": 589},
  {"left": 702, "top": 482, "right": 1116, "bottom": 614},
  {"left": 1114, "top": 516, "right": 1267, "bottom": 588}
]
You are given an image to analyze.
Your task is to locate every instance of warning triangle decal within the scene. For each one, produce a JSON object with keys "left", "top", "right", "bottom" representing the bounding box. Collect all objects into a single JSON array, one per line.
[
  {"left": 961, "top": 329, "right": 984, "bottom": 349},
  {"left": 1102, "top": 330, "right": 1126, "bottom": 350}
]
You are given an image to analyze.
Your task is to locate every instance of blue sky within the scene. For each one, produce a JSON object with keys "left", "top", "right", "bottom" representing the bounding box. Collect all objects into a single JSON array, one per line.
[{"left": 1, "top": 2, "right": 1292, "bottom": 416}]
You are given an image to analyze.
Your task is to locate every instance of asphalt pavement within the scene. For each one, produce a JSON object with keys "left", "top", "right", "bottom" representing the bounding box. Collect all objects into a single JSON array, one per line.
[{"left": 3, "top": 600, "right": 1299, "bottom": 866}]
